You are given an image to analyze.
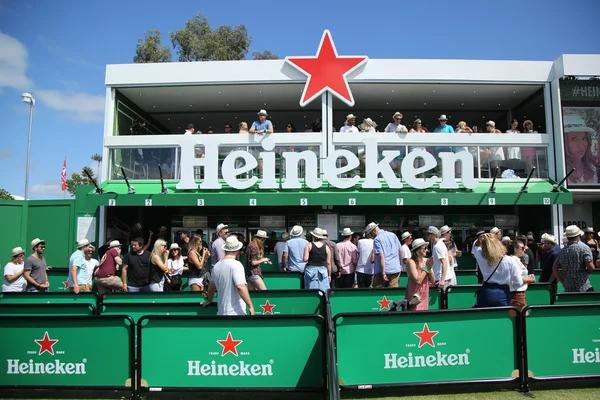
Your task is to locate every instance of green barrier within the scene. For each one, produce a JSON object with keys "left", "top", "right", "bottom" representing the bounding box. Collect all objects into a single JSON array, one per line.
[
  {"left": 101, "top": 291, "right": 206, "bottom": 304},
  {"left": 262, "top": 272, "right": 303, "bottom": 290},
  {"left": 524, "top": 284, "right": 553, "bottom": 306},
  {"left": 0, "top": 303, "right": 96, "bottom": 316},
  {"left": 100, "top": 302, "right": 217, "bottom": 323},
  {"left": 137, "top": 315, "right": 326, "bottom": 392},
  {"left": 457, "top": 255, "right": 476, "bottom": 270},
  {"left": 0, "top": 315, "right": 134, "bottom": 394},
  {"left": 329, "top": 287, "right": 441, "bottom": 317},
  {"left": 554, "top": 292, "right": 600, "bottom": 305},
  {"left": 249, "top": 290, "right": 325, "bottom": 315},
  {"left": 523, "top": 304, "right": 600, "bottom": 382},
  {"left": 0, "top": 292, "right": 98, "bottom": 307},
  {"left": 455, "top": 270, "right": 479, "bottom": 286},
  {"left": 46, "top": 267, "right": 70, "bottom": 292},
  {"left": 445, "top": 285, "right": 479, "bottom": 309},
  {"left": 334, "top": 308, "right": 520, "bottom": 388}
]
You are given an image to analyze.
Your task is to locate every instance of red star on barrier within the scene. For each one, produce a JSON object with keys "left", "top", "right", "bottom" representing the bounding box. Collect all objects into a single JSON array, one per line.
[
  {"left": 35, "top": 331, "right": 59, "bottom": 355},
  {"left": 413, "top": 323, "right": 439, "bottom": 348},
  {"left": 62, "top": 281, "right": 69, "bottom": 289},
  {"left": 260, "top": 300, "right": 276, "bottom": 315},
  {"left": 217, "top": 332, "right": 243, "bottom": 357},
  {"left": 285, "top": 30, "right": 368, "bottom": 107},
  {"left": 377, "top": 295, "right": 392, "bottom": 310}
]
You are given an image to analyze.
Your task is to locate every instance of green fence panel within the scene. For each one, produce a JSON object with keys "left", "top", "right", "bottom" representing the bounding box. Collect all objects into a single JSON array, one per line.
[
  {"left": 524, "top": 284, "right": 553, "bottom": 306},
  {"left": 262, "top": 272, "right": 303, "bottom": 290},
  {"left": 445, "top": 285, "right": 479, "bottom": 309},
  {"left": 554, "top": 292, "right": 600, "bottom": 305},
  {"left": 249, "top": 290, "right": 325, "bottom": 315},
  {"left": 457, "top": 256, "right": 476, "bottom": 270},
  {"left": 523, "top": 304, "right": 600, "bottom": 380},
  {"left": 137, "top": 315, "right": 325, "bottom": 391},
  {"left": 455, "top": 270, "right": 479, "bottom": 286},
  {"left": 329, "top": 287, "right": 441, "bottom": 317},
  {"left": 46, "top": 268, "right": 70, "bottom": 292},
  {"left": 0, "top": 315, "right": 134, "bottom": 391},
  {"left": 334, "top": 308, "right": 519, "bottom": 388},
  {"left": 0, "top": 292, "right": 98, "bottom": 307},
  {"left": 101, "top": 292, "right": 206, "bottom": 304},
  {"left": 0, "top": 303, "right": 96, "bottom": 317},
  {"left": 100, "top": 302, "right": 218, "bottom": 323}
]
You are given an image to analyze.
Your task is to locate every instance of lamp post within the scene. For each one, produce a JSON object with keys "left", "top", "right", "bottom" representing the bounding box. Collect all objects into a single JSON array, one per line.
[{"left": 21, "top": 93, "right": 35, "bottom": 200}]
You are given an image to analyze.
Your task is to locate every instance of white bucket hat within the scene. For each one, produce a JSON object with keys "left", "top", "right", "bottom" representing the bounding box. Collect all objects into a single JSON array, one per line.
[
  {"left": 255, "top": 230, "right": 268, "bottom": 239},
  {"left": 440, "top": 225, "right": 452, "bottom": 235},
  {"left": 216, "top": 223, "right": 229, "bottom": 234},
  {"left": 311, "top": 228, "right": 326, "bottom": 239},
  {"left": 365, "top": 222, "right": 379, "bottom": 234},
  {"left": 401, "top": 231, "right": 412, "bottom": 241},
  {"left": 30, "top": 238, "right": 45, "bottom": 249},
  {"left": 169, "top": 243, "right": 180, "bottom": 250},
  {"left": 290, "top": 225, "right": 304, "bottom": 237},
  {"left": 12, "top": 247, "right": 25, "bottom": 257},
  {"left": 222, "top": 236, "right": 243, "bottom": 252},
  {"left": 411, "top": 238, "right": 429, "bottom": 251},
  {"left": 257, "top": 109, "right": 268, "bottom": 116},
  {"left": 438, "top": 114, "right": 448, "bottom": 121},
  {"left": 77, "top": 239, "right": 90, "bottom": 249},
  {"left": 341, "top": 228, "right": 354, "bottom": 237}
]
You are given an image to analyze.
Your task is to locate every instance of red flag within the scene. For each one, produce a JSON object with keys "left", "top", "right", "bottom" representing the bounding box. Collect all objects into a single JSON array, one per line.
[{"left": 61, "top": 158, "right": 67, "bottom": 191}]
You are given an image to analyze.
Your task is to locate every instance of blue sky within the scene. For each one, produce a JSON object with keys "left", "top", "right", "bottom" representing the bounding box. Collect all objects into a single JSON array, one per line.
[{"left": 0, "top": 0, "right": 599, "bottom": 199}]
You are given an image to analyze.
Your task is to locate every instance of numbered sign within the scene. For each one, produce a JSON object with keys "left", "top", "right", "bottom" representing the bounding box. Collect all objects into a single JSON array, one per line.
[
  {"left": 145, "top": 199, "right": 152, "bottom": 206},
  {"left": 108, "top": 199, "right": 116, "bottom": 207},
  {"left": 441, "top": 198, "right": 449, "bottom": 206},
  {"left": 249, "top": 198, "right": 257, "bottom": 206},
  {"left": 543, "top": 197, "right": 551, "bottom": 205},
  {"left": 488, "top": 198, "right": 496, "bottom": 206},
  {"left": 348, "top": 198, "right": 356, "bottom": 206},
  {"left": 300, "top": 198, "right": 308, "bottom": 206},
  {"left": 197, "top": 199, "right": 205, "bottom": 206},
  {"left": 396, "top": 198, "right": 404, "bottom": 206}
]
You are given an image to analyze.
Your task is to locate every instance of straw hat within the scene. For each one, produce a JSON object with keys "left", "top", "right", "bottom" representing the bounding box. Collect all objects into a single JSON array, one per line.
[
  {"left": 438, "top": 114, "right": 448, "bottom": 121},
  {"left": 401, "top": 231, "right": 412, "bottom": 241},
  {"left": 12, "top": 247, "right": 25, "bottom": 257},
  {"left": 584, "top": 227, "right": 594, "bottom": 233},
  {"left": 254, "top": 230, "right": 268, "bottom": 239},
  {"left": 486, "top": 120, "right": 496, "bottom": 127},
  {"left": 427, "top": 226, "right": 440, "bottom": 237},
  {"left": 341, "top": 228, "right": 354, "bottom": 237},
  {"left": 257, "top": 109, "right": 268, "bottom": 116},
  {"left": 490, "top": 227, "right": 500, "bottom": 235},
  {"left": 440, "top": 225, "right": 452, "bottom": 235},
  {"left": 222, "top": 236, "right": 243, "bottom": 252},
  {"left": 169, "top": 243, "right": 180, "bottom": 250},
  {"left": 411, "top": 238, "right": 429, "bottom": 251},
  {"left": 501, "top": 236, "right": 511, "bottom": 243},
  {"left": 77, "top": 239, "right": 90, "bottom": 249},
  {"left": 393, "top": 112, "right": 403, "bottom": 119},
  {"left": 290, "top": 225, "right": 304, "bottom": 237},
  {"left": 358, "top": 118, "right": 378, "bottom": 131},
  {"left": 30, "top": 238, "right": 45, "bottom": 248},
  {"left": 216, "top": 223, "right": 229, "bottom": 234},
  {"left": 365, "top": 222, "right": 379, "bottom": 234},
  {"left": 542, "top": 234, "right": 556, "bottom": 244},
  {"left": 345, "top": 114, "right": 357, "bottom": 124},
  {"left": 109, "top": 240, "right": 122, "bottom": 249},
  {"left": 311, "top": 228, "right": 326, "bottom": 239},
  {"left": 282, "top": 232, "right": 290, "bottom": 240}
]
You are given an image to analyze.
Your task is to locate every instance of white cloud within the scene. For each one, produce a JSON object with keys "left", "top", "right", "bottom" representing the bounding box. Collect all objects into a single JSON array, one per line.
[
  {"left": 37, "top": 90, "right": 105, "bottom": 122},
  {"left": 0, "top": 32, "right": 33, "bottom": 91},
  {"left": 29, "top": 183, "right": 64, "bottom": 196}
]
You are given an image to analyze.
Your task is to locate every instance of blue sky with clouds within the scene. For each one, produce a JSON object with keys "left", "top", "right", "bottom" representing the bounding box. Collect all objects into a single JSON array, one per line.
[{"left": 0, "top": 0, "right": 599, "bottom": 199}]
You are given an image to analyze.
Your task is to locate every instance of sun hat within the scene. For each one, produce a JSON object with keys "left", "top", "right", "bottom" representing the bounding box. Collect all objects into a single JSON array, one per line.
[
  {"left": 30, "top": 238, "right": 45, "bottom": 249},
  {"left": 438, "top": 114, "right": 448, "bottom": 121},
  {"left": 109, "top": 240, "right": 122, "bottom": 249},
  {"left": 541, "top": 233, "right": 549, "bottom": 241},
  {"left": 365, "top": 222, "right": 379, "bottom": 234},
  {"left": 393, "top": 111, "right": 403, "bottom": 119},
  {"left": 170, "top": 243, "right": 180, "bottom": 250},
  {"left": 345, "top": 114, "right": 356, "bottom": 124},
  {"left": 12, "top": 247, "right": 25, "bottom": 257},
  {"left": 322, "top": 229, "right": 329, "bottom": 236},
  {"left": 440, "top": 225, "right": 452, "bottom": 235},
  {"left": 584, "top": 227, "right": 594, "bottom": 233},
  {"left": 526, "top": 234, "right": 534, "bottom": 240},
  {"left": 282, "top": 232, "right": 290, "bottom": 240},
  {"left": 563, "top": 115, "right": 595, "bottom": 134},
  {"left": 490, "top": 227, "right": 500, "bottom": 235},
  {"left": 222, "top": 236, "right": 243, "bottom": 252},
  {"left": 257, "top": 109, "right": 268, "bottom": 116},
  {"left": 255, "top": 230, "right": 268, "bottom": 239},
  {"left": 77, "top": 239, "right": 90, "bottom": 249},
  {"left": 216, "top": 223, "right": 229, "bottom": 234},
  {"left": 401, "top": 231, "right": 412, "bottom": 241},
  {"left": 542, "top": 234, "right": 556, "bottom": 244},
  {"left": 411, "top": 238, "right": 429, "bottom": 251},
  {"left": 311, "top": 228, "right": 326, "bottom": 239},
  {"left": 359, "top": 118, "right": 378, "bottom": 131},
  {"left": 427, "top": 226, "right": 440, "bottom": 237},
  {"left": 341, "top": 228, "right": 354, "bottom": 237},
  {"left": 486, "top": 120, "right": 496, "bottom": 127},
  {"left": 290, "top": 225, "right": 304, "bottom": 237},
  {"left": 501, "top": 236, "right": 511, "bottom": 243}
]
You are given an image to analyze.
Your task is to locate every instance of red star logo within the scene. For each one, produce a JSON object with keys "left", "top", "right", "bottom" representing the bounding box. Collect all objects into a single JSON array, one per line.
[
  {"left": 62, "top": 281, "right": 69, "bottom": 289},
  {"left": 35, "top": 331, "right": 59, "bottom": 355},
  {"left": 260, "top": 300, "right": 276, "bottom": 315},
  {"left": 286, "top": 30, "right": 368, "bottom": 107},
  {"left": 217, "top": 332, "right": 243, "bottom": 357},
  {"left": 377, "top": 295, "right": 392, "bottom": 310},
  {"left": 413, "top": 323, "right": 439, "bottom": 348}
]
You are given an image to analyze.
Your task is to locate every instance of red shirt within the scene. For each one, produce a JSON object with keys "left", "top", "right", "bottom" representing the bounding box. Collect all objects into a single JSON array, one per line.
[{"left": 95, "top": 247, "right": 119, "bottom": 277}]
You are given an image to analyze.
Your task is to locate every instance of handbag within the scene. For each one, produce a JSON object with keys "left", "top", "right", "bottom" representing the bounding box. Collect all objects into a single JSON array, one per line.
[{"left": 474, "top": 257, "right": 504, "bottom": 308}]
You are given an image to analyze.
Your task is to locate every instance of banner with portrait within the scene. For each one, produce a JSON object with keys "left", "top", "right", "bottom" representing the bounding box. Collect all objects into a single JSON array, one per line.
[{"left": 562, "top": 107, "right": 600, "bottom": 187}]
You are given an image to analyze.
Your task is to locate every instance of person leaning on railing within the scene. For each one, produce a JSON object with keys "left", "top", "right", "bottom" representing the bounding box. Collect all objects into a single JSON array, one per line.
[{"left": 2, "top": 247, "right": 27, "bottom": 292}]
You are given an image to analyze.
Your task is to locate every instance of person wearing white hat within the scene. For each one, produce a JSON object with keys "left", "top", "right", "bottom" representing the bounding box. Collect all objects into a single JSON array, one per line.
[
  {"left": 336, "top": 228, "right": 358, "bottom": 288},
  {"left": 427, "top": 226, "right": 457, "bottom": 289},
  {"left": 400, "top": 231, "right": 413, "bottom": 273},
  {"left": 384, "top": 112, "right": 408, "bottom": 134},
  {"left": 282, "top": 225, "right": 308, "bottom": 273},
  {"left": 165, "top": 243, "right": 184, "bottom": 291},
  {"left": 274, "top": 233, "right": 290, "bottom": 271},
  {"left": 582, "top": 227, "right": 599, "bottom": 261},
  {"left": 365, "top": 222, "right": 402, "bottom": 288},
  {"left": 489, "top": 227, "right": 502, "bottom": 240},
  {"left": 249, "top": 109, "right": 273, "bottom": 135},
  {"left": 552, "top": 225, "right": 595, "bottom": 292},
  {"left": 303, "top": 228, "right": 332, "bottom": 291},
  {"left": 537, "top": 234, "right": 559, "bottom": 284},
  {"left": 2, "top": 247, "right": 27, "bottom": 292},
  {"left": 24, "top": 238, "right": 49, "bottom": 292},
  {"left": 95, "top": 240, "right": 124, "bottom": 295},
  {"left": 358, "top": 118, "right": 378, "bottom": 133},
  {"left": 340, "top": 114, "right": 359, "bottom": 133},
  {"left": 67, "top": 239, "right": 92, "bottom": 294},
  {"left": 204, "top": 236, "right": 255, "bottom": 316},
  {"left": 211, "top": 223, "right": 230, "bottom": 268},
  {"left": 405, "top": 238, "right": 435, "bottom": 310},
  {"left": 245, "top": 230, "right": 271, "bottom": 291}
]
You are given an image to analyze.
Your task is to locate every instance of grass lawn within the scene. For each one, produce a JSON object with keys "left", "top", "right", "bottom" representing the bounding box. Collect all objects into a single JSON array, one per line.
[{"left": 352, "top": 388, "right": 600, "bottom": 400}]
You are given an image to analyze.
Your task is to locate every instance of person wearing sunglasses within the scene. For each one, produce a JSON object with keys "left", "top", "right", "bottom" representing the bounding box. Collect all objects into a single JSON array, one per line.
[
  {"left": 211, "top": 223, "right": 230, "bottom": 268},
  {"left": 24, "top": 238, "right": 49, "bottom": 292}
]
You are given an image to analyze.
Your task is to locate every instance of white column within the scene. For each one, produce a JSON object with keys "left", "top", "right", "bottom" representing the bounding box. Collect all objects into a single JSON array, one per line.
[
  {"left": 102, "top": 87, "right": 115, "bottom": 183},
  {"left": 544, "top": 82, "right": 556, "bottom": 180}
]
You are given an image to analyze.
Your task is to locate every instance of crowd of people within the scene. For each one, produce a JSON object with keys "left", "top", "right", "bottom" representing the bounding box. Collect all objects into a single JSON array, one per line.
[{"left": 3, "top": 220, "right": 597, "bottom": 316}]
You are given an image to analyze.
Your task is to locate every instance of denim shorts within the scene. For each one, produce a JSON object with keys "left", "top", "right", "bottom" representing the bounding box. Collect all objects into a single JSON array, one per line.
[{"left": 247, "top": 274, "right": 261, "bottom": 282}]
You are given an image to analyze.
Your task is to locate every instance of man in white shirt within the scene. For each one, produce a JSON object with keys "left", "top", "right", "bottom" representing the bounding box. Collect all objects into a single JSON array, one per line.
[
  {"left": 384, "top": 112, "right": 408, "bottom": 133},
  {"left": 184, "top": 124, "right": 196, "bottom": 135},
  {"left": 211, "top": 223, "right": 229, "bottom": 269},
  {"left": 400, "top": 231, "right": 412, "bottom": 273},
  {"left": 426, "top": 226, "right": 453, "bottom": 289},
  {"left": 204, "top": 236, "right": 255, "bottom": 316},
  {"left": 340, "top": 114, "right": 359, "bottom": 133}
]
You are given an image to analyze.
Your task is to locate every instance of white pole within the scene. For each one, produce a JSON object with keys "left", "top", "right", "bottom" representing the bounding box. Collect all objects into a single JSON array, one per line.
[{"left": 24, "top": 103, "right": 33, "bottom": 200}]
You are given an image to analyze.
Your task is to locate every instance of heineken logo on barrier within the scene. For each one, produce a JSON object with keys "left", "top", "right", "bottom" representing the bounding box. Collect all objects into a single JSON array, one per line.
[
  {"left": 384, "top": 323, "right": 470, "bottom": 369},
  {"left": 260, "top": 300, "right": 276, "bottom": 315},
  {"left": 572, "top": 331, "right": 600, "bottom": 364},
  {"left": 188, "top": 332, "right": 274, "bottom": 377},
  {"left": 7, "top": 331, "right": 87, "bottom": 375},
  {"left": 377, "top": 296, "right": 392, "bottom": 311},
  {"left": 61, "top": 281, "right": 69, "bottom": 289}
]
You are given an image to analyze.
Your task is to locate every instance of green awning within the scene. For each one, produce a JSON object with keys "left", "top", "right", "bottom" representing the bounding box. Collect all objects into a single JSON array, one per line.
[{"left": 79, "top": 179, "right": 571, "bottom": 208}]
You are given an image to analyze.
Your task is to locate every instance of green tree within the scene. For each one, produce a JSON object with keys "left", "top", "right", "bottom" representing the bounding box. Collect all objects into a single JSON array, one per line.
[
  {"left": 0, "top": 188, "right": 14, "bottom": 200},
  {"left": 134, "top": 29, "right": 172, "bottom": 63},
  {"left": 65, "top": 166, "right": 95, "bottom": 196},
  {"left": 91, "top": 153, "right": 103, "bottom": 180},
  {"left": 252, "top": 50, "right": 279, "bottom": 60}
]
